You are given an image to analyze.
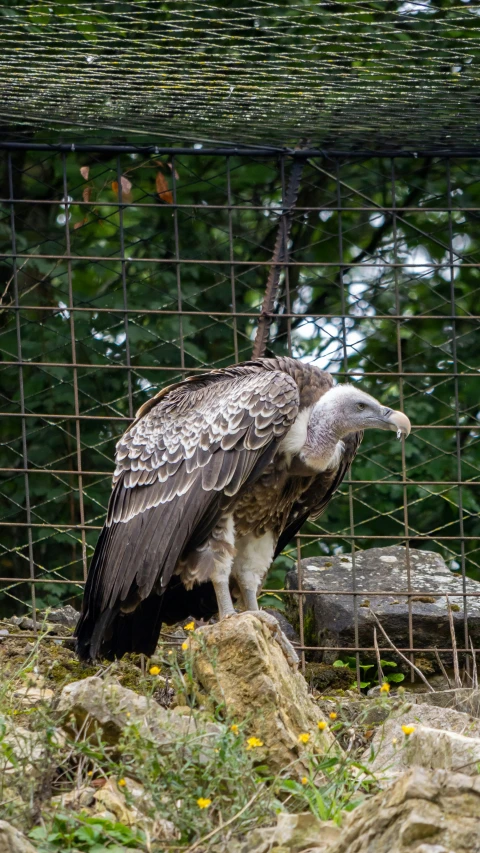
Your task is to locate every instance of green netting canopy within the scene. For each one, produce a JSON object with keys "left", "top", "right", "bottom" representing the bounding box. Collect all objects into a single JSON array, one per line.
[{"left": 1, "top": 1, "right": 480, "bottom": 152}]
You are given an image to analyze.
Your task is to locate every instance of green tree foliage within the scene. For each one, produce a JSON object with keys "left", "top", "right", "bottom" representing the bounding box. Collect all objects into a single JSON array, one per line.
[{"left": 0, "top": 149, "right": 479, "bottom": 617}]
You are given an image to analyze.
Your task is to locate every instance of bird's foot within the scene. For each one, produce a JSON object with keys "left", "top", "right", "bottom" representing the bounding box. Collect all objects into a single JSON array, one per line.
[
  {"left": 220, "top": 609, "right": 239, "bottom": 620},
  {"left": 249, "top": 610, "right": 299, "bottom": 670}
]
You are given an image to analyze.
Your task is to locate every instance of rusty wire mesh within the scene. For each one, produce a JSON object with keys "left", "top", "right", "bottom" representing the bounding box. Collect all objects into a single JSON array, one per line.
[{"left": 1, "top": 143, "right": 479, "bottom": 674}]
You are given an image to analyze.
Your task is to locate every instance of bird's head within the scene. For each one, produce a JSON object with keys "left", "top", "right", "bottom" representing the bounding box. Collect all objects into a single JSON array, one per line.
[{"left": 313, "top": 385, "right": 411, "bottom": 440}]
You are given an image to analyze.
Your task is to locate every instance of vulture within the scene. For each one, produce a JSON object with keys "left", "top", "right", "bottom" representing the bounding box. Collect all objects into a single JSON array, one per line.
[{"left": 76, "top": 356, "right": 411, "bottom": 661}]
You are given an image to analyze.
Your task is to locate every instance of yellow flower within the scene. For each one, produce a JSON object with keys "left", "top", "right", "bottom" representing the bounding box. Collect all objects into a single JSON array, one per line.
[
  {"left": 149, "top": 665, "right": 161, "bottom": 676},
  {"left": 246, "top": 737, "right": 264, "bottom": 750},
  {"left": 317, "top": 720, "right": 328, "bottom": 731},
  {"left": 230, "top": 724, "right": 239, "bottom": 734},
  {"left": 380, "top": 682, "right": 391, "bottom": 693},
  {"left": 118, "top": 778, "right": 126, "bottom": 787},
  {"left": 401, "top": 725, "right": 416, "bottom": 736},
  {"left": 298, "top": 732, "right": 310, "bottom": 744},
  {"left": 87, "top": 770, "right": 93, "bottom": 776},
  {"left": 168, "top": 650, "right": 173, "bottom": 655},
  {"left": 181, "top": 641, "right": 189, "bottom": 651},
  {"left": 184, "top": 621, "right": 195, "bottom": 631},
  {"left": 329, "top": 712, "right": 337, "bottom": 721},
  {"left": 197, "top": 797, "right": 212, "bottom": 809},
  {"left": 301, "top": 776, "right": 308, "bottom": 785},
  {"left": 392, "top": 737, "right": 398, "bottom": 745}
]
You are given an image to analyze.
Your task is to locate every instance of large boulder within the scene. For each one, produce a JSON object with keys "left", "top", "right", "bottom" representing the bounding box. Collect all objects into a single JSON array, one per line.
[
  {"left": 328, "top": 767, "right": 480, "bottom": 853},
  {"left": 366, "top": 701, "right": 480, "bottom": 780},
  {"left": 189, "top": 612, "right": 336, "bottom": 771},
  {"left": 286, "top": 546, "right": 480, "bottom": 662}
]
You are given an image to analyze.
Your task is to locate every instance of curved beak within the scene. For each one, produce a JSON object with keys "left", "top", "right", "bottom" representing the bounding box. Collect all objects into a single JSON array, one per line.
[{"left": 383, "top": 408, "right": 411, "bottom": 439}]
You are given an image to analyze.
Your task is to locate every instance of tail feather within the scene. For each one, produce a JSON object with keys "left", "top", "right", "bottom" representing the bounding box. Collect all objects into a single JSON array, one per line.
[
  {"left": 75, "top": 479, "right": 224, "bottom": 661},
  {"left": 78, "top": 595, "right": 165, "bottom": 661},
  {"left": 76, "top": 576, "right": 221, "bottom": 661}
]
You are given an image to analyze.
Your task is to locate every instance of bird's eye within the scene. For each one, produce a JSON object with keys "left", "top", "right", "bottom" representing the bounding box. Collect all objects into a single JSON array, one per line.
[{"left": 357, "top": 402, "right": 366, "bottom": 411}]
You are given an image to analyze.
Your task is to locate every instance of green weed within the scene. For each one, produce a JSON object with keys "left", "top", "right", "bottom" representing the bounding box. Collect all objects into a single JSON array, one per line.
[
  {"left": 333, "top": 656, "right": 405, "bottom": 690},
  {"left": 30, "top": 814, "right": 146, "bottom": 853}
]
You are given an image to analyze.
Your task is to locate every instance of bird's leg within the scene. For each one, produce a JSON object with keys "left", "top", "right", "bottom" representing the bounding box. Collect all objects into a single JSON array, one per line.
[
  {"left": 232, "top": 531, "right": 298, "bottom": 670},
  {"left": 231, "top": 531, "right": 274, "bottom": 613},
  {"left": 210, "top": 514, "right": 236, "bottom": 619},
  {"left": 212, "top": 576, "right": 236, "bottom": 619},
  {"left": 240, "top": 587, "right": 259, "bottom": 612}
]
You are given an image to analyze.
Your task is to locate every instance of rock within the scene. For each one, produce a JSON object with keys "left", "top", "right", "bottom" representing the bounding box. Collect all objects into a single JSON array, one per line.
[
  {"left": 47, "top": 606, "right": 79, "bottom": 629},
  {"left": 95, "top": 780, "right": 179, "bottom": 842},
  {"left": 88, "top": 779, "right": 136, "bottom": 825},
  {"left": 170, "top": 704, "right": 194, "bottom": 715},
  {"left": 0, "top": 723, "right": 44, "bottom": 775},
  {"left": 405, "top": 727, "right": 480, "bottom": 775},
  {"left": 11, "top": 616, "right": 38, "bottom": 631},
  {"left": 0, "top": 821, "right": 38, "bottom": 853},
  {"left": 165, "top": 626, "right": 187, "bottom": 640},
  {"left": 13, "top": 686, "right": 54, "bottom": 707},
  {"left": 412, "top": 688, "right": 480, "bottom": 717},
  {"left": 272, "top": 813, "right": 339, "bottom": 852},
  {"left": 328, "top": 767, "right": 480, "bottom": 853},
  {"left": 224, "top": 812, "right": 340, "bottom": 853},
  {"left": 57, "top": 676, "right": 222, "bottom": 748},
  {"left": 401, "top": 673, "right": 452, "bottom": 693},
  {"left": 286, "top": 546, "right": 480, "bottom": 663},
  {"left": 0, "top": 719, "right": 65, "bottom": 778},
  {"left": 305, "top": 662, "right": 353, "bottom": 693},
  {"left": 53, "top": 778, "right": 179, "bottom": 843},
  {"left": 189, "top": 613, "right": 336, "bottom": 771},
  {"left": 366, "top": 701, "right": 480, "bottom": 780}
]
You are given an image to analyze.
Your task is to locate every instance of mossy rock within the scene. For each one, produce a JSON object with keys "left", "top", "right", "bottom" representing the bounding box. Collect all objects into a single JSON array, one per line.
[
  {"left": 0, "top": 636, "right": 150, "bottom": 693},
  {"left": 304, "top": 662, "right": 353, "bottom": 692}
]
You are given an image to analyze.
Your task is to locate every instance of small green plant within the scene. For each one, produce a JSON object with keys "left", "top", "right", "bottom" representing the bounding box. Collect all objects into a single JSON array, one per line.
[
  {"left": 276, "top": 753, "right": 378, "bottom": 823},
  {"left": 333, "top": 656, "right": 405, "bottom": 690},
  {"left": 29, "top": 814, "right": 146, "bottom": 852}
]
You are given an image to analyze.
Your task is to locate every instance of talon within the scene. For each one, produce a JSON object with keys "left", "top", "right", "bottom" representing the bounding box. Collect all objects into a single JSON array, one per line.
[{"left": 252, "top": 611, "right": 299, "bottom": 670}]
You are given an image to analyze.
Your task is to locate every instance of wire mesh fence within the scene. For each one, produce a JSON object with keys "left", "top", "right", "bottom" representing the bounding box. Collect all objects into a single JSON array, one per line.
[
  {"left": 1, "top": 143, "right": 479, "bottom": 677},
  {"left": 2, "top": 1, "right": 480, "bottom": 153}
]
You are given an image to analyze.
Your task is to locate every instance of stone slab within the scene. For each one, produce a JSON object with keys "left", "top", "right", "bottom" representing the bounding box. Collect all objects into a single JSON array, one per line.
[{"left": 286, "top": 546, "right": 480, "bottom": 663}]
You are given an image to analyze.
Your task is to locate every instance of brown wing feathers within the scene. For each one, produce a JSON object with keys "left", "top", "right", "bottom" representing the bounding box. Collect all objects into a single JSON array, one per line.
[{"left": 75, "top": 364, "right": 299, "bottom": 660}]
